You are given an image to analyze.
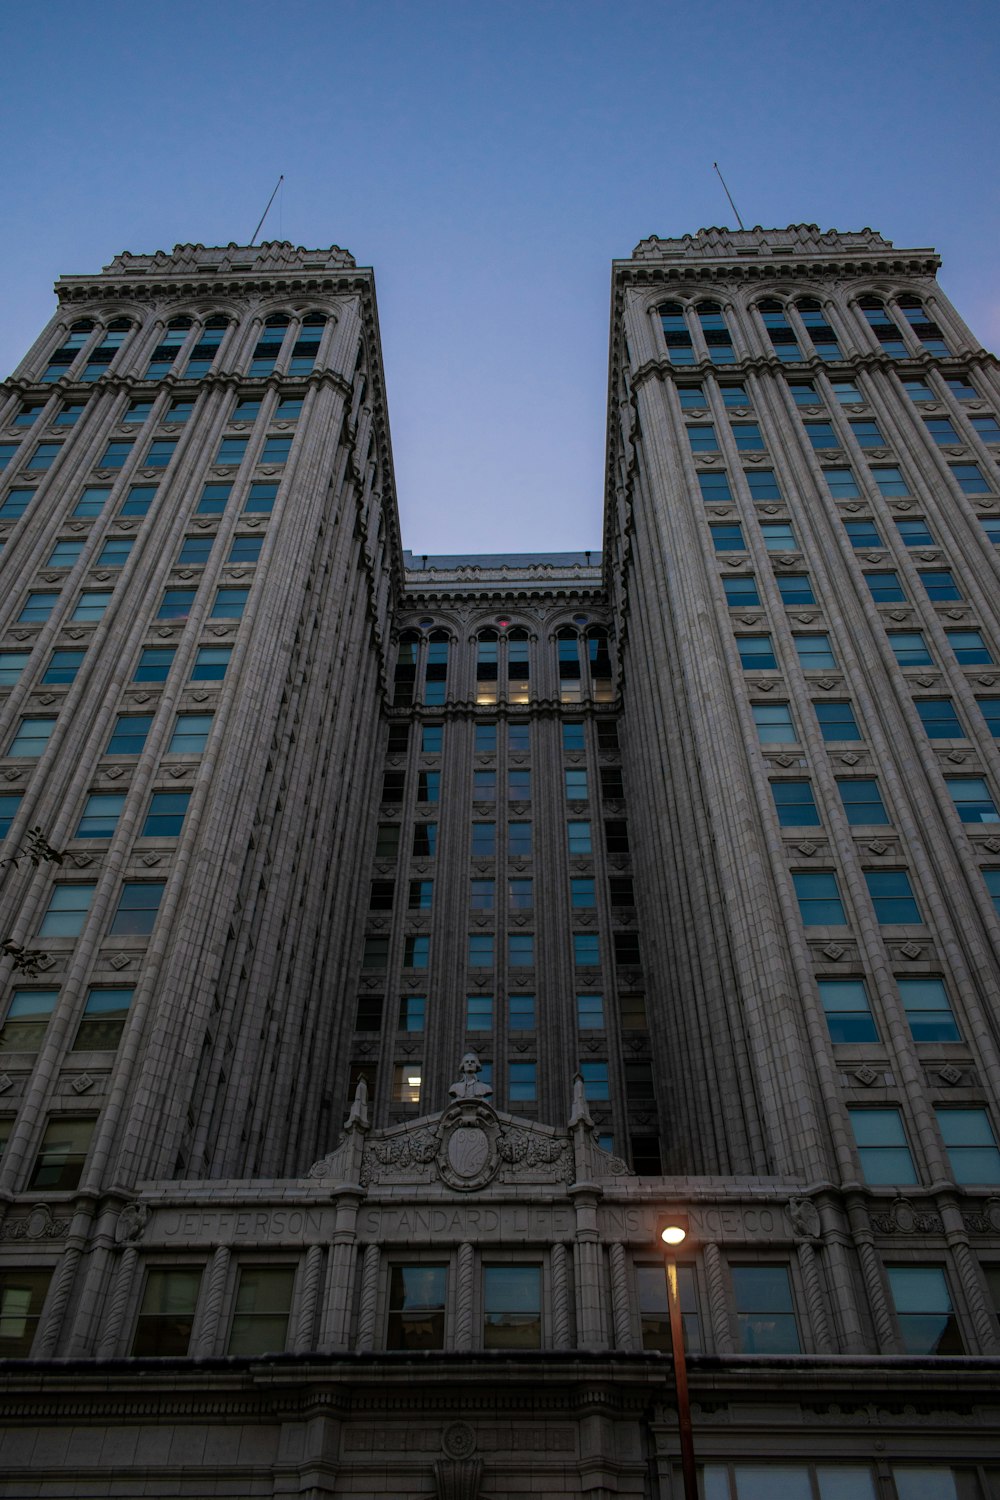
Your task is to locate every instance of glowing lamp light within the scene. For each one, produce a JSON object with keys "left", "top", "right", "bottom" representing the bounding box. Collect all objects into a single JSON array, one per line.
[{"left": 660, "top": 1224, "right": 687, "bottom": 1246}]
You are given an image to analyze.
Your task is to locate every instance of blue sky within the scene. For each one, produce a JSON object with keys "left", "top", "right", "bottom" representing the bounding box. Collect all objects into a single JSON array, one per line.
[{"left": 2, "top": 1, "right": 998, "bottom": 553}]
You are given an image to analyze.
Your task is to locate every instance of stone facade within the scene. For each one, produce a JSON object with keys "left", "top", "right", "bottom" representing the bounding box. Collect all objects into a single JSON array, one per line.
[{"left": 0, "top": 229, "right": 998, "bottom": 1498}]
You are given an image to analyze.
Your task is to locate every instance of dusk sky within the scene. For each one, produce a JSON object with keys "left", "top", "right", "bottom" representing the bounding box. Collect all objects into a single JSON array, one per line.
[{"left": 2, "top": 1, "right": 997, "bottom": 555}]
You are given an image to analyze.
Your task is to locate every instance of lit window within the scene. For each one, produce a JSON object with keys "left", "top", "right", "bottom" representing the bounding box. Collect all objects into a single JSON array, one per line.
[
  {"left": 386, "top": 1265, "right": 445, "bottom": 1350},
  {"left": 888, "top": 1266, "right": 963, "bottom": 1354},
  {"left": 736, "top": 635, "right": 776, "bottom": 670},
  {"left": 771, "top": 781, "right": 820, "bottom": 826},
  {"left": 0, "top": 989, "right": 58, "bottom": 1052},
  {"left": 818, "top": 978, "right": 878, "bottom": 1043},
  {"left": 887, "top": 631, "right": 932, "bottom": 667},
  {"left": 191, "top": 646, "right": 231, "bottom": 680},
  {"left": 133, "top": 647, "right": 175, "bottom": 682},
  {"left": 73, "top": 988, "right": 133, "bottom": 1050},
  {"left": 109, "top": 882, "right": 165, "bottom": 935},
  {"left": 105, "top": 714, "right": 152, "bottom": 755},
  {"left": 167, "top": 714, "right": 213, "bottom": 754},
  {"left": 27, "top": 1116, "right": 95, "bottom": 1192},
  {"left": 865, "top": 870, "right": 921, "bottom": 924},
  {"left": 752, "top": 702, "right": 796, "bottom": 742},
  {"left": 576, "top": 993, "right": 604, "bottom": 1029},
  {"left": 141, "top": 792, "right": 190, "bottom": 837},
  {"left": 131, "top": 1269, "right": 202, "bottom": 1356},
  {"left": 792, "top": 872, "right": 846, "bottom": 926},
  {"left": 227, "top": 1266, "right": 295, "bottom": 1356},
  {"left": 899, "top": 978, "right": 960, "bottom": 1043},
  {"left": 8, "top": 716, "right": 57, "bottom": 756},
  {"left": 849, "top": 1107, "right": 917, "bottom": 1184},
  {"left": 793, "top": 634, "right": 836, "bottom": 670},
  {"left": 837, "top": 778, "right": 889, "bottom": 825},
  {"left": 731, "top": 1265, "right": 800, "bottom": 1353},
  {"left": 0, "top": 1270, "right": 52, "bottom": 1358},
  {"left": 75, "top": 792, "right": 126, "bottom": 838}
]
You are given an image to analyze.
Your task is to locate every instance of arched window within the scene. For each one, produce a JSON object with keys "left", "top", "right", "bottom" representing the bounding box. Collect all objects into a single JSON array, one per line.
[
  {"left": 142, "top": 318, "right": 192, "bottom": 380},
  {"left": 696, "top": 301, "right": 734, "bottom": 364},
  {"left": 757, "top": 299, "right": 800, "bottom": 362},
  {"left": 507, "top": 627, "right": 530, "bottom": 705},
  {"left": 250, "top": 316, "right": 290, "bottom": 377},
  {"left": 587, "top": 628, "right": 613, "bottom": 702},
  {"left": 288, "top": 312, "right": 327, "bottom": 375},
  {"left": 424, "top": 630, "right": 450, "bottom": 706},
  {"left": 41, "top": 320, "right": 97, "bottom": 382},
  {"left": 476, "top": 630, "right": 499, "bottom": 705},
  {"left": 794, "top": 298, "right": 841, "bottom": 360},
  {"left": 183, "top": 316, "right": 229, "bottom": 378},
  {"left": 896, "top": 294, "right": 949, "bottom": 355},
  {"left": 79, "top": 319, "right": 134, "bottom": 382},
  {"left": 557, "top": 627, "right": 582, "bottom": 703},
  {"left": 658, "top": 302, "right": 694, "bottom": 365},
  {"left": 857, "top": 297, "right": 907, "bottom": 357},
  {"left": 393, "top": 629, "right": 419, "bottom": 707}
]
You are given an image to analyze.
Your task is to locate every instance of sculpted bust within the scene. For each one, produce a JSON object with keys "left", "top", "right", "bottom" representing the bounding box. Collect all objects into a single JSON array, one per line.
[{"left": 449, "top": 1051, "right": 493, "bottom": 1100}]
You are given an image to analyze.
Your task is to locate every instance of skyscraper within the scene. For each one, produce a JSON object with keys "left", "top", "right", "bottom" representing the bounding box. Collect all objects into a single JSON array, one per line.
[{"left": 0, "top": 226, "right": 998, "bottom": 1498}]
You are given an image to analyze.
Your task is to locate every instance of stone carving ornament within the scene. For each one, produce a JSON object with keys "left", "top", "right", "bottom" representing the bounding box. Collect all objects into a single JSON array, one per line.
[{"left": 115, "top": 1201, "right": 150, "bottom": 1244}]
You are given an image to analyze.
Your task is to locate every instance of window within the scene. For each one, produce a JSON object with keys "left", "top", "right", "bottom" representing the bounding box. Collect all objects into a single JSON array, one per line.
[
  {"left": 897, "top": 518, "right": 934, "bottom": 547},
  {"left": 12, "top": 401, "right": 44, "bottom": 428},
  {"left": 744, "top": 468, "right": 780, "bottom": 500},
  {"left": 71, "top": 590, "right": 113, "bottom": 622},
  {"left": 888, "top": 631, "right": 932, "bottom": 667},
  {"left": 191, "top": 645, "right": 231, "bottom": 681},
  {"left": 775, "top": 574, "right": 815, "bottom": 605},
  {"left": 722, "top": 576, "right": 759, "bottom": 608},
  {"left": 399, "top": 995, "right": 426, "bottom": 1032},
  {"left": 600, "top": 766, "right": 624, "bottom": 800},
  {"left": 228, "top": 535, "right": 262, "bottom": 564},
  {"left": 971, "top": 415, "right": 1000, "bottom": 444},
  {"left": 792, "top": 872, "right": 846, "bottom": 926},
  {"left": 507, "top": 721, "right": 531, "bottom": 753},
  {"left": 468, "top": 934, "right": 494, "bottom": 967},
  {"left": 687, "top": 424, "right": 718, "bottom": 452},
  {"left": 936, "top": 1107, "right": 1000, "bottom": 1183},
  {"left": 843, "top": 519, "right": 880, "bottom": 548},
  {"left": 508, "top": 1063, "right": 537, "bottom": 1102},
  {"left": 863, "top": 571, "right": 905, "bottom": 605},
  {"left": 287, "top": 313, "right": 326, "bottom": 375},
  {"left": 614, "top": 932, "right": 641, "bottom": 966},
  {"left": 804, "top": 421, "right": 837, "bottom": 450},
  {"left": 182, "top": 316, "right": 227, "bottom": 378},
  {"left": 986, "top": 870, "right": 1000, "bottom": 916},
  {"left": 659, "top": 302, "right": 693, "bottom": 363},
  {"left": 474, "top": 722, "right": 497, "bottom": 753},
  {"left": 978, "top": 698, "right": 1000, "bottom": 737},
  {"left": 579, "top": 1060, "right": 609, "bottom": 1099},
  {"left": 731, "top": 1265, "right": 800, "bottom": 1353},
  {"left": 144, "top": 439, "right": 177, "bottom": 470},
  {"left": 698, "top": 471, "right": 732, "bottom": 502},
  {"left": 24, "top": 442, "right": 60, "bottom": 472},
  {"left": 837, "top": 778, "right": 889, "bottom": 825},
  {"left": 678, "top": 385, "right": 706, "bottom": 410},
  {"left": 752, "top": 702, "right": 796, "bottom": 742},
  {"left": 870, "top": 465, "right": 908, "bottom": 497},
  {"left": 636, "top": 1264, "right": 700, "bottom": 1352},
  {"left": 720, "top": 382, "right": 749, "bottom": 407},
  {"left": 141, "top": 792, "right": 190, "bottom": 837},
  {"left": 759, "top": 522, "right": 797, "bottom": 550},
  {"left": 830, "top": 380, "right": 861, "bottom": 403},
  {"left": 275, "top": 396, "right": 303, "bottom": 420},
  {"left": 197, "top": 483, "right": 232, "bottom": 516},
  {"left": 849, "top": 1107, "right": 917, "bottom": 1184},
  {"left": 18, "top": 591, "right": 58, "bottom": 623},
  {"left": 362, "top": 936, "right": 389, "bottom": 970},
  {"left": 758, "top": 299, "right": 800, "bottom": 361},
  {"left": 888, "top": 1269, "right": 965, "bottom": 1361},
  {"left": 0, "top": 651, "right": 29, "bottom": 686},
  {"left": 950, "top": 462, "right": 990, "bottom": 494},
  {"left": 96, "top": 537, "right": 133, "bottom": 567},
  {"left": 166, "top": 399, "right": 194, "bottom": 424},
  {"left": 901, "top": 378, "right": 934, "bottom": 402},
  {"left": 211, "top": 588, "right": 249, "bottom": 619},
  {"left": 134, "top": 647, "right": 175, "bottom": 682},
  {"left": 731, "top": 422, "right": 764, "bottom": 452},
  {"left": 27, "top": 1116, "right": 95, "bottom": 1191},
  {"left": 7, "top": 716, "right": 56, "bottom": 756},
  {"left": 788, "top": 381, "right": 818, "bottom": 406},
  {"left": 0, "top": 989, "right": 57, "bottom": 1052},
  {"left": 412, "top": 823, "right": 437, "bottom": 856},
  {"left": 106, "top": 714, "right": 152, "bottom": 754},
  {"left": 483, "top": 1264, "right": 541, "bottom": 1348},
  {"left": 473, "top": 770, "right": 496, "bottom": 800},
  {"left": 793, "top": 634, "right": 836, "bottom": 670},
  {"left": 508, "top": 933, "right": 534, "bottom": 967},
  {"left": 736, "top": 635, "right": 776, "bottom": 670},
  {"left": 771, "top": 781, "right": 820, "bottom": 826},
  {"left": 924, "top": 417, "right": 959, "bottom": 446},
  {"left": 131, "top": 1268, "right": 202, "bottom": 1357},
  {"left": 824, "top": 467, "right": 860, "bottom": 499},
  {"left": 849, "top": 420, "right": 885, "bottom": 448},
  {"left": 419, "top": 722, "right": 442, "bottom": 754},
  {"left": 605, "top": 819, "right": 629, "bottom": 853},
  {"left": 508, "top": 877, "right": 533, "bottom": 909},
  {"left": 120, "top": 484, "right": 155, "bottom": 516},
  {"left": 0, "top": 1269, "right": 51, "bottom": 1357},
  {"left": 261, "top": 435, "right": 292, "bottom": 464},
  {"left": 567, "top": 820, "right": 592, "bottom": 856},
  {"left": 408, "top": 880, "right": 433, "bottom": 909},
  {"left": 865, "top": 870, "right": 921, "bottom": 924},
  {"left": 369, "top": 879, "right": 394, "bottom": 910},
  {"left": 227, "top": 1266, "right": 294, "bottom": 1356},
  {"left": 818, "top": 978, "right": 878, "bottom": 1044},
  {"left": 710, "top": 522, "right": 745, "bottom": 552},
  {"left": 508, "top": 769, "right": 531, "bottom": 801},
  {"left": 471, "top": 822, "right": 496, "bottom": 857},
  {"left": 576, "top": 993, "right": 604, "bottom": 1029},
  {"left": 573, "top": 932, "right": 600, "bottom": 967},
  {"left": 509, "top": 994, "right": 536, "bottom": 1029},
  {"left": 98, "top": 440, "right": 133, "bottom": 469},
  {"left": 0, "top": 489, "right": 33, "bottom": 519},
  {"left": 797, "top": 298, "right": 841, "bottom": 359},
  {"left": 215, "top": 437, "right": 247, "bottom": 466},
  {"left": 946, "top": 629, "right": 992, "bottom": 665},
  {"left": 42, "top": 649, "right": 85, "bottom": 685},
  {"left": 570, "top": 877, "right": 596, "bottom": 908},
  {"left": 0, "top": 793, "right": 22, "bottom": 838},
  {"left": 919, "top": 569, "right": 962, "bottom": 602},
  {"left": 177, "top": 536, "right": 213, "bottom": 566},
  {"left": 466, "top": 995, "right": 493, "bottom": 1031},
  {"left": 596, "top": 720, "right": 619, "bottom": 750},
  {"left": 417, "top": 771, "right": 440, "bottom": 804},
  {"left": 403, "top": 935, "right": 429, "bottom": 969},
  {"left": 944, "top": 776, "right": 998, "bottom": 823},
  {"left": 54, "top": 401, "right": 86, "bottom": 426},
  {"left": 109, "top": 882, "right": 164, "bottom": 935},
  {"left": 387, "top": 1265, "right": 446, "bottom": 1350},
  {"left": 45, "top": 539, "right": 83, "bottom": 567},
  {"left": 899, "top": 978, "right": 960, "bottom": 1043},
  {"left": 157, "top": 588, "right": 195, "bottom": 620},
  {"left": 170, "top": 713, "right": 215, "bottom": 755},
  {"left": 244, "top": 481, "right": 278, "bottom": 513},
  {"left": 73, "top": 987, "right": 133, "bottom": 1050},
  {"left": 232, "top": 398, "right": 262, "bottom": 422},
  {"left": 564, "top": 768, "right": 589, "bottom": 799},
  {"left": 75, "top": 792, "right": 126, "bottom": 838}
]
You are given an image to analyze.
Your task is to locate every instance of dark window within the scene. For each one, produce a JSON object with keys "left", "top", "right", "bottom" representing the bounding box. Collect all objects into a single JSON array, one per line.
[
  {"left": 731, "top": 1265, "right": 800, "bottom": 1353},
  {"left": 387, "top": 1266, "right": 446, "bottom": 1349},
  {"left": 131, "top": 1268, "right": 202, "bottom": 1356}
]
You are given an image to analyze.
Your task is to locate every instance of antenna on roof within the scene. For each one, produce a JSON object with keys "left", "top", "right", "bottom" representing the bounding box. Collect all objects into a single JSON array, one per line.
[
  {"left": 249, "top": 175, "right": 285, "bottom": 247},
  {"left": 712, "top": 162, "right": 745, "bottom": 231}
]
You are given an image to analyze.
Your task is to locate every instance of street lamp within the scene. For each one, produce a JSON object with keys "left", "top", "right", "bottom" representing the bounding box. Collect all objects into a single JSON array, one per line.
[{"left": 658, "top": 1214, "right": 697, "bottom": 1500}]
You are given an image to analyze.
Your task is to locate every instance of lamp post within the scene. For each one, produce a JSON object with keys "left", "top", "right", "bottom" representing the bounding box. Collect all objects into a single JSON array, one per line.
[{"left": 659, "top": 1215, "right": 698, "bottom": 1500}]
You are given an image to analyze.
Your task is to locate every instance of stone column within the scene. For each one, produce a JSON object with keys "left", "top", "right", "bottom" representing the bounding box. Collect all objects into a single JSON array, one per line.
[
  {"left": 355, "top": 1243, "right": 380, "bottom": 1351},
  {"left": 296, "top": 1244, "right": 326, "bottom": 1354}
]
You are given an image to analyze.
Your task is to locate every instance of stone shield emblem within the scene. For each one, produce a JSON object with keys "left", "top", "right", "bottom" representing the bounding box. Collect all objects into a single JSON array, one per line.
[
  {"left": 447, "top": 1126, "right": 489, "bottom": 1180},
  {"left": 437, "top": 1102, "right": 500, "bottom": 1191}
]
